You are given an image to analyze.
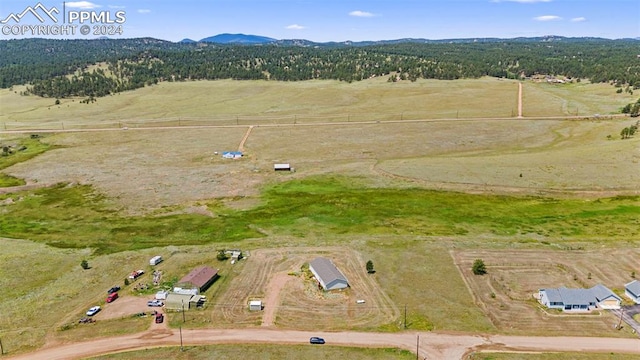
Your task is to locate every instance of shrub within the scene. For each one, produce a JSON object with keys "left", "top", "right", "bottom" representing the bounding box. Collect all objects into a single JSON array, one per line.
[{"left": 472, "top": 259, "right": 487, "bottom": 275}]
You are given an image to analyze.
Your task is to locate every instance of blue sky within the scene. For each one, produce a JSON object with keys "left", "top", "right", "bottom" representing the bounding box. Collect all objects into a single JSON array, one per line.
[{"left": 1, "top": 0, "right": 639, "bottom": 41}]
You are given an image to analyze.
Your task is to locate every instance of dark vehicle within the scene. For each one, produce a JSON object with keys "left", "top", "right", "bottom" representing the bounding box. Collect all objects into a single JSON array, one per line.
[
  {"left": 309, "top": 337, "right": 325, "bottom": 344},
  {"left": 155, "top": 313, "right": 164, "bottom": 323},
  {"left": 107, "top": 286, "right": 121, "bottom": 294}
]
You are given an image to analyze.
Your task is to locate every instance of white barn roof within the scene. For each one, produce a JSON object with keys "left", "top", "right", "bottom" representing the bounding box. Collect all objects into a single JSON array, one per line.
[{"left": 309, "top": 257, "right": 349, "bottom": 291}]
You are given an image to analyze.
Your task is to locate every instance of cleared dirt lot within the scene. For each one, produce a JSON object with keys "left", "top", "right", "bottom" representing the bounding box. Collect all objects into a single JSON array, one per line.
[
  {"left": 453, "top": 248, "right": 640, "bottom": 336},
  {"left": 210, "top": 247, "right": 398, "bottom": 330}
]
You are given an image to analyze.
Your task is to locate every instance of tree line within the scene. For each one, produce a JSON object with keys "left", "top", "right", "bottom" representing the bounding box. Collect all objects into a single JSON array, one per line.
[{"left": 0, "top": 37, "right": 638, "bottom": 99}]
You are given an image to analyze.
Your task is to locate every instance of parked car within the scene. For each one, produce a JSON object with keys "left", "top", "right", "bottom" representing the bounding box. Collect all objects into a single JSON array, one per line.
[
  {"left": 309, "top": 337, "right": 325, "bottom": 344},
  {"left": 147, "top": 300, "right": 164, "bottom": 307},
  {"left": 107, "top": 286, "right": 121, "bottom": 294},
  {"left": 106, "top": 292, "right": 119, "bottom": 303},
  {"left": 86, "top": 306, "right": 101, "bottom": 316},
  {"left": 155, "top": 313, "right": 164, "bottom": 323}
]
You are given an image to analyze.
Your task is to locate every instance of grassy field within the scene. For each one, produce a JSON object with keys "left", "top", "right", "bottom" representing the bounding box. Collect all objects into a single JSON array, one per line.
[
  {"left": 0, "top": 78, "right": 639, "bottom": 356},
  {"left": 0, "top": 77, "right": 635, "bottom": 129},
  {"left": 0, "top": 177, "right": 638, "bottom": 254},
  {"left": 87, "top": 344, "right": 416, "bottom": 360}
]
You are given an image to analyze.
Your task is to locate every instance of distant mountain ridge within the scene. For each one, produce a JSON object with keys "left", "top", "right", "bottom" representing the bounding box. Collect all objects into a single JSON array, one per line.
[
  {"left": 199, "top": 33, "right": 276, "bottom": 44},
  {"left": 191, "top": 33, "right": 638, "bottom": 46}
]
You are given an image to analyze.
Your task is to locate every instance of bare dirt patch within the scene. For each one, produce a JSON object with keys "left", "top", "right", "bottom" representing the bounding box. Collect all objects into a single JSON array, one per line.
[
  {"left": 96, "top": 295, "right": 154, "bottom": 320},
  {"left": 210, "top": 247, "right": 398, "bottom": 330},
  {"left": 452, "top": 248, "right": 640, "bottom": 337}
]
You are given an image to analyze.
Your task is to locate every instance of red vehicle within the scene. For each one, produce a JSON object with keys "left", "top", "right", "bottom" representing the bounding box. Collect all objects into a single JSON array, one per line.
[
  {"left": 106, "top": 292, "right": 119, "bottom": 303},
  {"left": 155, "top": 313, "right": 164, "bottom": 323}
]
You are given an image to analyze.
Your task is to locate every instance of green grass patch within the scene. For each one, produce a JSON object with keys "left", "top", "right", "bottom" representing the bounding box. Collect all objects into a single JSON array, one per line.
[
  {"left": 88, "top": 344, "right": 416, "bottom": 360},
  {"left": 0, "top": 136, "right": 53, "bottom": 171},
  {"left": 0, "top": 172, "right": 25, "bottom": 186},
  {"left": 0, "top": 176, "right": 638, "bottom": 254}
]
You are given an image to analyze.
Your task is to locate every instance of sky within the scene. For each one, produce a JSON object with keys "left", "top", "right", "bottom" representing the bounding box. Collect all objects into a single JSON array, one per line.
[{"left": 1, "top": 0, "right": 639, "bottom": 42}]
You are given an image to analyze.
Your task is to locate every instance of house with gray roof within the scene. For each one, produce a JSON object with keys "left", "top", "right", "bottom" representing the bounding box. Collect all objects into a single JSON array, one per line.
[
  {"left": 625, "top": 280, "right": 640, "bottom": 304},
  {"left": 539, "top": 284, "right": 621, "bottom": 312},
  {"left": 309, "top": 257, "right": 349, "bottom": 291}
]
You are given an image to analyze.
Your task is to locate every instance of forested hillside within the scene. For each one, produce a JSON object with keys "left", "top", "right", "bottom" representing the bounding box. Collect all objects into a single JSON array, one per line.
[{"left": 0, "top": 37, "right": 638, "bottom": 99}]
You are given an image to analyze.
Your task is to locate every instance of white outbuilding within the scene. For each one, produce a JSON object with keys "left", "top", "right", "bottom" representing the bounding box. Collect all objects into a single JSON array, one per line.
[{"left": 249, "top": 300, "right": 262, "bottom": 311}]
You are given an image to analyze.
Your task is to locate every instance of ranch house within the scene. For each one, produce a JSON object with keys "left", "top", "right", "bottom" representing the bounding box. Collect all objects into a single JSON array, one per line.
[
  {"left": 625, "top": 280, "right": 640, "bottom": 304},
  {"left": 309, "top": 257, "right": 349, "bottom": 291},
  {"left": 539, "top": 284, "right": 621, "bottom": 312}
]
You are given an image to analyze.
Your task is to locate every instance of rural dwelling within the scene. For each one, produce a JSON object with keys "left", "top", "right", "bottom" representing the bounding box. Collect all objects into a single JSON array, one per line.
[
  {"left": 222, "top": 151, "right": 243, "bottom": 159},
  {"left": 249, "top": 300, "right": 263, "bottom": 311},
  {"left": 625, "top": 280, "right": 640, "bottom": 304},
  {"left": 309, "top": 257, "right": 349, "bottom": 291},
  {"left": 539, "top": 284, "right": 621, "bottom": 312},
  {"left": 176, "top": 266, "right": 219, "bottom": 294}
]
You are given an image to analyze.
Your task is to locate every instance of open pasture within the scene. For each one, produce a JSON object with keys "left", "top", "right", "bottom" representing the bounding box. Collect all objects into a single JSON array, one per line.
[
  {"left": 2, "top": 117, "right": 638, "bottom": 216},
  {"left": 453, "top": 248, "right": 640, "bottom": 336},
  {"left": 0, "top": 77, "right": 634, "bottom": 130}
]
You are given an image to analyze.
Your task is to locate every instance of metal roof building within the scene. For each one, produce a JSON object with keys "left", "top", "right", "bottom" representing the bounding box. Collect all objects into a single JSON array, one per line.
[
  {"left": 177, "top": 266, "right": 219, "bottom": 294},
  {"left": 309, "top": 257, "right": 349, "bottom": 291}
]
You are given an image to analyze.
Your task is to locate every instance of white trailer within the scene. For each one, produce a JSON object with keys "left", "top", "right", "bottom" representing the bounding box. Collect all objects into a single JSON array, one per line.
[{"left": 149, "top": 255, "right": 163, "bottom": 266}]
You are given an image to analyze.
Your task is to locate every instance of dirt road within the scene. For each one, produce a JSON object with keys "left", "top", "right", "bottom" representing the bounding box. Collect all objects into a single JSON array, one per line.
[
  {"left": 6, "top": 328, "right": 640, "bottom": 360},
  {"left": 517, "top": 81, "right": 523, "bottom": 118}
]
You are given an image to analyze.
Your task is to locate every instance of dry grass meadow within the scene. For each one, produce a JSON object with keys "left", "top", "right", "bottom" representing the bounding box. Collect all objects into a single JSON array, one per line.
[
  {"left": 1, "top": 77, "right": 639, "bottom": 356},
  {"left": 453, "top": 248, "right": 640, "bottom": 336}
]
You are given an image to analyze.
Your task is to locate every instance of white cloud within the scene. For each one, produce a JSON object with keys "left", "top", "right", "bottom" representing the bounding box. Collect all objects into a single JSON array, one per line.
[
  {"left": 491, "top": 0, "right": 552, "bottom": 3},
  {"left": 137, "top": 9, "right": 151, "bottom": 14},
  {"left": 65, "top": 1, "right": 101, "bottom": 9},
  {"left": 571, "top": 17, "right": 586, "bottom": 22},
  {"left": 349, "top": 10, "right": 375, "bottom": 17},
  {"left": 534, "top": 15, "right": 562, "bottom": 21},
  {"left": 286, "top": 24, "right": 305, "bottom": 30}
]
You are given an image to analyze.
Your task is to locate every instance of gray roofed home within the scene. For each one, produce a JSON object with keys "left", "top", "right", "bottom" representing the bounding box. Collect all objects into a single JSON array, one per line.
[
  {"left": 625, "top": 280, "right": 640, "bottom": 304},
  {"left": 309, "top": 257, "right": 349, "bottom": 291},
  {"left": 539, "top": 284, "right": 621, "bottom": 312}
]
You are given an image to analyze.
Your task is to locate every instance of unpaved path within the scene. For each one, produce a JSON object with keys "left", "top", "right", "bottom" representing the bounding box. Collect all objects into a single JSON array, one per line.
[
  {"left": 6, "top": 328, "right": 640, "bottom": 360},
  {"left": 261, "top": 273, "right": 290, "bottom": 327},
  {"left": 517, "top": 82, "right": 523, "bottom": 118}
]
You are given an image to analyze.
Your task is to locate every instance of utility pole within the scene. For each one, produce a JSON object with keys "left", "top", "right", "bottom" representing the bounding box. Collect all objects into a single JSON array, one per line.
[
  {"left": 182, "top": 300, "right": 186, "bottom": 323},
  {"left": 617, "top": 308, "right": 624, "bottom": 329},
  {"left": 179, "top": 326, "right": 184, "bottom": 351},
  {"left": 416, "top": 334, "right": 420, "bottom": 360},
  {"left": 404, "top": 304, "right": 407, "bottom": 329},
  {"left": 0, "top": 336, "right": 4, "bottom": 355}
]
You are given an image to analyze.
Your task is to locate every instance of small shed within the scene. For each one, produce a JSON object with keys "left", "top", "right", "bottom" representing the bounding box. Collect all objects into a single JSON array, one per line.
[
  {"left": 274, "top": 163, "right": 291, "bottom": 171},
  {"left": 249, "top": 300, "right": 263, "bottom": 311}
]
